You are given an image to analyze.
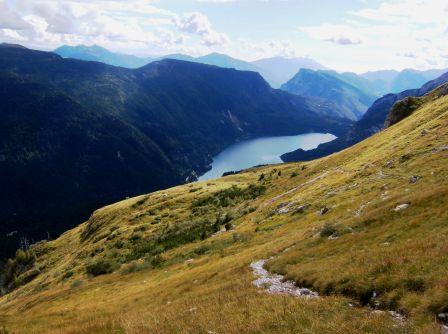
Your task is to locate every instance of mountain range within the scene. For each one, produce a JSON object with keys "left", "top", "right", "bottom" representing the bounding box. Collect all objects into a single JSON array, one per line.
[
  {"left": 282, "top": 70, "right": 448, "bottom": 162},
  {"left": 54, "top": 44, "right": 327, "bottom": 87},
  {"left": 55, "top": 45, "right": 447, "bottom": 95},
  {"left": 361, "top": 68, "right": 448, "bottom": 94},
  {"left": 54, "top": 44, "right": 154, "bottom": 68},
  {"left": 0, "top": 44, "right": 351, "bottom": 257}
]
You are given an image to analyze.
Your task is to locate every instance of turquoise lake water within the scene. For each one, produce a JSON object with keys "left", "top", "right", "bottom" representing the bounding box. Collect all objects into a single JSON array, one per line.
[{"left": 199, "top": 133, "right": 336, "bottom": 181}]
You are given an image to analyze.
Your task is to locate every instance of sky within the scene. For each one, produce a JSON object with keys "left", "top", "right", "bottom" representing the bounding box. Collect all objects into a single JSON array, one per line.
[{"left": 0, "top": 0, "right": 447, "bottom": 73}]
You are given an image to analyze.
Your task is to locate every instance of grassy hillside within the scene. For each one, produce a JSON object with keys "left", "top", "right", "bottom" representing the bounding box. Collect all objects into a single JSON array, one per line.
[{"left": 1, "top": 86, "right": 447, "bottom": 333}]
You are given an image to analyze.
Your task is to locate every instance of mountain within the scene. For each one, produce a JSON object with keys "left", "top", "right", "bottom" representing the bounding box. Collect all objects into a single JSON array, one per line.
[
  {"left": 196, "top": 53, "right": 261, "bottom": 72},
  {"left": 252, "top": 56, "right": 327, "bottom": 88},
  {"left": 282, "top": 71, "right": 448, "bottom": 162},
  {"left": 54, "top": 44, "right": 153, "bottom": 68},
  {"left": 54, "top": 45, "right": 328, "bottom": 88},
  {"left": 1, "top": 82, "right": 447, "bottom": 333},
  {"left": 160, "top": 53, "right": 197, "bottom": 62},
  {"left": 361, "top": 68, "right": 447, "bottom": 94},
  {"left": 390, "top": 69, "right": 448, "bottom": 93},
  {"left": 0, "top": 44, "right": 351, "bottom": 257},
  {"left": 281, "top": 69, "right": 378, "bottom": 121}
]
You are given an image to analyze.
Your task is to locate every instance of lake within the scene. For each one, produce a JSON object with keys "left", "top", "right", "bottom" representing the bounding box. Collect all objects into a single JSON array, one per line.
[{"left": 198, "top": 133, "right": 336, "bottom": 181}]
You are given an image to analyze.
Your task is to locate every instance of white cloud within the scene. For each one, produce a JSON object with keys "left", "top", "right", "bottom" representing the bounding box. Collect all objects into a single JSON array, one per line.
[
  {"left": 299, "top": 0, "right": 448, "bottom": 71},
  {"left": 0, "top": 1, "right": 31, "bottom": 30},
  {"left": 300, "top": 24, "right": 362, "bottom": 46},
  {"left": 0, "top": 0, "right": 184, "bottom": 54},
  {"left": 174, "top": 12, "right": 229, "bottom": 46}
]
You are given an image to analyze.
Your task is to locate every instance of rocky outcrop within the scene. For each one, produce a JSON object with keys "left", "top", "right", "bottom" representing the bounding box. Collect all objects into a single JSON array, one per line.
[{"left": 385, "top": 96, "right": 423, "bottom": 127}]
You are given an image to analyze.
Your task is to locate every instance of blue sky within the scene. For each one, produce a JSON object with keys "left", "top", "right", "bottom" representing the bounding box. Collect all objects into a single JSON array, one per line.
[{"left": 0, "top": 0, "right": 447, "bottom": 72}]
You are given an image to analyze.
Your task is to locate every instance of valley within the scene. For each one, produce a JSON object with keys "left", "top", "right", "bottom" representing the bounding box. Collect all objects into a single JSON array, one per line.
[
  {"left": 0, "top": 44, "right": 350, "bottom": 258},
  {"left": 1, "top": 1, "right": 448, "bottom": 333},
  {"left": 1, "top": 81, "right": 447, "bottom": 333}
]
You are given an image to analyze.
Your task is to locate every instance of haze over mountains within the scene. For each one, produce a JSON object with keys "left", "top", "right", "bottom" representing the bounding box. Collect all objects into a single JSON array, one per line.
[
  {"left": 0, "top": 44, "right": 351, "bottom": 257},
  {"left": 281, "top": 69, "right": 378, "bottom": 121},
  {"left": 54, "top": 44, "right": 327, "bottom": 88},
  {"left": 55, "top": 44, "right": 447, "bottom": 96}
]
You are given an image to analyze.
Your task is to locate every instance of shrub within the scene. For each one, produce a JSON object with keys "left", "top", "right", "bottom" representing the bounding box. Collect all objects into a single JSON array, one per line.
[
  {"left": 71, "top": 280, "right": 83, "bottom": 288},
  {"left": 86, "top": 259, "right": 117, "bottom": 276},
  {"left": 194, "top": 245, "right": 211, "bottom": 255},
  {"left": 14, "top": 268, "right": 40, "bottom": 287},
  {"left": 148, "top": 254, "right": 164, "bottom": 268},
  {"left": 320, "top": 223, "right": 338, "bottom": 238},
  {"left": 192, "top": 185, "right": 265, "bottom": 209},
  {"left": 120, "top": 262, "right": 148, "bottom": 275},
  {"left": 404, "top": 277, "right": 425, "bottom": 292},
  {"left": 15, "top": 249, "right": 33, "bottom": 265},
  {"left": 63, "top": 270, "right": 74, "bottom": 279},
  {"left": 232, "top": 233, "right": 250, "bottom": 243},
  {"left": 0, "top": 326, "right": 11, "bottom": 334}
]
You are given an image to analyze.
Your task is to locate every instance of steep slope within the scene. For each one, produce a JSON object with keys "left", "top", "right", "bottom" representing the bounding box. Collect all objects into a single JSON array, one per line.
[
  {"left": 282, "top": 71, "right": 448, "bottom": 162},
  {"left": 1, "top": 83, "right": 446, "bottom": 334},
  {"left": 253, "top": 56, "right": 327, "bottom": 88},
  {"left": 54, "top": 44, "right": 153, "bottom": 68},
  {"left": 0, "top": 44, "right": 350, "bottom": 257},
  {"left": 281, "top": 69, "right": 378, "bottom": 121}
]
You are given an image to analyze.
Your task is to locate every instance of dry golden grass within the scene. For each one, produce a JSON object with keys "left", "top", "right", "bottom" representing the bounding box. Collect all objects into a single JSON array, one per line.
[{"left": 0, "top": 91, "right": 447, "bottom": 333}]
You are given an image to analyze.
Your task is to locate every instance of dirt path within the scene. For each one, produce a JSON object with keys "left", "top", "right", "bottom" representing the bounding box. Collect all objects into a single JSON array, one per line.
[
  {"left": 249, "top": 259, "right": 416, "bottom": 329},
  {"left": 250, "top": 260, "right": 318, "bottom": 298}
]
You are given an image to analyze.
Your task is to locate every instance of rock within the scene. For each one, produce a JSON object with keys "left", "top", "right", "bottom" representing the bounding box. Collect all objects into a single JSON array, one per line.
[
  {"left": 319, "top": 207, "right": 330, "bottom": 215},
  {"left": 394, "top": 203, "right": 410, "bottom": 212},
  {"left": 384, "top": 160, "right": 394, "bottom": 168},
  {"left": 442, "top": 325, "right": 448, "bottom": 334},
  {"left": 433, "top": 145, "right": 448, "bottom": 153},
  {"left": 385, "top": 96, "right": 423, "bottom": 127},
  {"left": 409, "top": 175, "right": 421, "bottom": 184},
  {"left": 250, "top": 260, "right": 318, "bottom": 299},
  {"left": 389, "top": 311, "right": 406, "bottom": 324},
  {"left": 381, "top": 192, "right": 390, "bottom": 201},
  {"left": 294, "top": 204, "right": 311, "bottom": 214},
  {"left": 277, "top": 202, "right": 296, "bottom": 214}
]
